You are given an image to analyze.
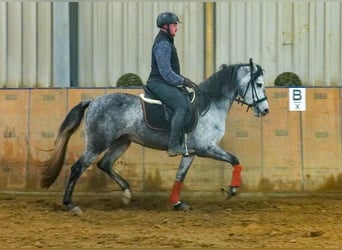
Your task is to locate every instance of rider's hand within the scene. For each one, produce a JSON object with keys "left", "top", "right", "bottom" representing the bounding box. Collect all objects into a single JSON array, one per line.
[{"left": 183, "top": 78, "right": 196, "bottom": 88}]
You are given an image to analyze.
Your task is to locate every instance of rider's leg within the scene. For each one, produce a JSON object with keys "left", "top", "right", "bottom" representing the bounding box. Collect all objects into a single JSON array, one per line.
[
  {"left": 168, "top": 109, "right": 187, "bottom": 156},
  {"left": 146, "top": 82, "right": 193, "bottom": 156}
]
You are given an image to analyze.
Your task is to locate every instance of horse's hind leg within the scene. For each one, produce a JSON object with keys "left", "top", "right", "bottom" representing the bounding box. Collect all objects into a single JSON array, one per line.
[
  {"left": 97, "top": 136, "right": 132, "bottom": 204},
  {"left": 63, "top": 151, "right": 99, "bottom": 214}
]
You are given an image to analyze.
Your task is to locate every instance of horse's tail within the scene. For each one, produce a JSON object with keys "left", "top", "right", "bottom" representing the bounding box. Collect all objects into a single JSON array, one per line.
[{"left": 40, "top": 100, "right": 91, "bottom": 189}]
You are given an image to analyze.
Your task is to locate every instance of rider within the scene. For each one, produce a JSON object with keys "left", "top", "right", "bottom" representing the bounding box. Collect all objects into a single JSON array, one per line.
[{"left": 146, "top": 12, "right": 195, "bottom": 157}]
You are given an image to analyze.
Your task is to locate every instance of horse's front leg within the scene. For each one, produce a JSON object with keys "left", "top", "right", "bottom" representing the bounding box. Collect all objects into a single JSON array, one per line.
[
  {"left": 169, "top": 155, "right": 195, "bottom": 211},
  {"left": 197, "top": 145, "right": 243, "bottom": 199}
]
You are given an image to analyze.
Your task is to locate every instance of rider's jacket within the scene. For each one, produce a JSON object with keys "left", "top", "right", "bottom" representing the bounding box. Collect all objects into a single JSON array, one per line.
[{"left": 147, "top": 30, "right": 183, "bottom": 87}]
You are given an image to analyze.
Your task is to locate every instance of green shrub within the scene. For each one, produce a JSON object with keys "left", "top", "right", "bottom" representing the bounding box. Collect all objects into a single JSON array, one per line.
[
  {"left": 274, "top": 72, "right": 302, "bottom": 87},
  {"left": 116, "top": 73, "right": 144, "bottom": 87}
]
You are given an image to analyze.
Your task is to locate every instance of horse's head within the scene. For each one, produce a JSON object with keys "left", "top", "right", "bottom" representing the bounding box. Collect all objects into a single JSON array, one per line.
[{"left": 236, "top": 59, "right": 269, "bottom": 117}]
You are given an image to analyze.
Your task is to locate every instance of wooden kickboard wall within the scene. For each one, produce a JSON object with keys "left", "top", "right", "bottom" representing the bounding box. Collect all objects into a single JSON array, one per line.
[{"left": 0, "top": 87, "right": 341, "bottom": 193}]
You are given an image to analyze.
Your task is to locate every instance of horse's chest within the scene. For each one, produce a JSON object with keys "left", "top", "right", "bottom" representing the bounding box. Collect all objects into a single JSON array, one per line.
[{"left": 197, "top": 112, "right": 226, "bottom": 139}]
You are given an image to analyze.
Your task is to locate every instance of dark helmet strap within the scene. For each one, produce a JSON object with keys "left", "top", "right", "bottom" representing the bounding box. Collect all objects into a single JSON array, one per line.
[
  {"left": 162, "top": 23, "right": 174, "bottom": 36},
  {"left": 165, "top": 24, "right": 170, "bottom": 34}
]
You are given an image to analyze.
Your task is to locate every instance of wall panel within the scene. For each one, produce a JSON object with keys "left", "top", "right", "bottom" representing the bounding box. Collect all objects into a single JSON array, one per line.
[
  {"left": 222, "top": 103, "right": 263, "bottom": 190},
  {"left": 0, "top": 90, "right": 29, "bottom": 189},
  {"left": 7, "top": 2, "right": 22, "bottom": 87},
  {"left": 302, "top": 88, "right": 342, "bottom": 190},
  {"left": 78, "top": 2, "right": 204, "bottom": 87},
  {"left": 185, "top": 158, "right": 225, "bottom": 191},
  {"left": 22, "top": 3, "right": 37, "bottom": 87},
  {"left": 29, "top": 89, "right": 67, "bottom": 190},
  {"left": 143, "top": 148, "right": 181, "bottom": 191},
  {"left": 262, "top": 89, "right": 302, "bottom": 191},
  {"left": 37, "top": 3, "right": 52, "bottom": 87},
  {"left": 216, "top": 1, "right": 342, "bottom": 86},
  {"left": 0, "top": 2, "right": 53, "bottom": 88},
  {"left": 0, "top": 3, "right": 7, "bottom": 85}
]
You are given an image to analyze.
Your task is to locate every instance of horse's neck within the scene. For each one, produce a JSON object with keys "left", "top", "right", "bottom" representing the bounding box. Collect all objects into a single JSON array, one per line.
[{"left": 212, "top": 93, "right": 236, "bottom": 115}]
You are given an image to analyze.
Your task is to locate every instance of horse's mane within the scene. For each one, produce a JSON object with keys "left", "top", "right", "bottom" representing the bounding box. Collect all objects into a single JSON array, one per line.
[{"left": 195, "top": 64, "right": 240, "bottom": 114}]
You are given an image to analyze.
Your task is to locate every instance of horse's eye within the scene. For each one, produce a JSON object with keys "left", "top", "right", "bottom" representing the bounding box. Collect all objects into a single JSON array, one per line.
[{"left": 256, "top": 82, "right": 263, "bottom": 88}]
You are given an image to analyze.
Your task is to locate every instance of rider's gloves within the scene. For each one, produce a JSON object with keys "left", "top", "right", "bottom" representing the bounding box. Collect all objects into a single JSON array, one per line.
[{"left": 183, "top": 78, "right": 196, "bottom": 88}]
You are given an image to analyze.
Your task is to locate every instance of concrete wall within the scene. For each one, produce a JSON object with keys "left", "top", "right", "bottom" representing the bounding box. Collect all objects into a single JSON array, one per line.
[{"left": 0, "top": 88, "right": 341, "bottom": 193}]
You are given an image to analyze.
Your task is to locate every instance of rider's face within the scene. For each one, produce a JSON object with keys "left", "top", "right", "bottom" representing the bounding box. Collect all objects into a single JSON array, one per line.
[{"left": 168, "top": 23, "right": 178, "bottom": 36}]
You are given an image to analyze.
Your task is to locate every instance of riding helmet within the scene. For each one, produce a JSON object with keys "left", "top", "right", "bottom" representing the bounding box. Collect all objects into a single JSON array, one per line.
[{"left": 156, "top": 12, "right": 181, "bottom": 28}]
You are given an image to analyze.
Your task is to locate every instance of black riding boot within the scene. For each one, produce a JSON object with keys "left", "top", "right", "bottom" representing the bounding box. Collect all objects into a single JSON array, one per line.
[{"left": 168, "top": 112, "right": 186, "bottom": 157}]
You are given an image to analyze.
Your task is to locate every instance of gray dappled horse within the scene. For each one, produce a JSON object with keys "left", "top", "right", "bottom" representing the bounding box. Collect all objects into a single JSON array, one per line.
[{"left": 40, "top": 59, "right": 269, "bottom": 214}]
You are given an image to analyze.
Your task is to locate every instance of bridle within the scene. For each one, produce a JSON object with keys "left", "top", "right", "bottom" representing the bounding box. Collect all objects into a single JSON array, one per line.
[{"left": 235, "top": 58, "right": 268, "bottom": 112}]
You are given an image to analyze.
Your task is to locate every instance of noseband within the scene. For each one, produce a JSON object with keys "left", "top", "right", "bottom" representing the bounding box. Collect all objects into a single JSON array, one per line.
[{"left": 235, "top": 58, "right": 268, "bottom": 112}]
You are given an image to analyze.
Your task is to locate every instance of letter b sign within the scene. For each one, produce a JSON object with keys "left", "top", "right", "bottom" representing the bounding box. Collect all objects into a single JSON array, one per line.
[{"left": 289, "top": 88, "right": 306, "bottom": 111}]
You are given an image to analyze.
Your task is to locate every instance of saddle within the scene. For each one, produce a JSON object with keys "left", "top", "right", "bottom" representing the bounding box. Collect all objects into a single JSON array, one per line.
[{"left": 140, "top": 86, "right": 198, "bottom": 133}]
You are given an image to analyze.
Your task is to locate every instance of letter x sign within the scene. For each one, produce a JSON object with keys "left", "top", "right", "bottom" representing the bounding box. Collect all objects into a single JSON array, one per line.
[{"left": 289, "top": 88, "right": 306, "bottom": 111}]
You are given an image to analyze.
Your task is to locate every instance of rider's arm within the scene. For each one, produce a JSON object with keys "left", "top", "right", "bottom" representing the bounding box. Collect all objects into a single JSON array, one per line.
[{"left": 153, "top": 40, "right": 184, "bottom": 87}]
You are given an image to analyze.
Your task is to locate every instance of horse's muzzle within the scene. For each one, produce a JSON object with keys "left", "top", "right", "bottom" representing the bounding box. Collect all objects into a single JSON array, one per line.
[
  {"left": 254, "top": 106, "right": 269, "bottom": 117},
  {"left": 261, "top": 108, "right": 269, "bottom": 116}
]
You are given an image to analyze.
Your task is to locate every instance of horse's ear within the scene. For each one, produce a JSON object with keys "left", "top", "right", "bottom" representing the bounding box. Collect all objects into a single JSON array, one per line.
[
  {"left": 253, "top": 64, "right": 258, "bottom": 73},
  {"left": 249, "top": 58, "right": 253, "bottom": 65},
  {"left": 220, "top": 64, "right": 228, "bottom": 70},
  {"left": 249, "top": 58, "right": 258, "bottom": 73}
]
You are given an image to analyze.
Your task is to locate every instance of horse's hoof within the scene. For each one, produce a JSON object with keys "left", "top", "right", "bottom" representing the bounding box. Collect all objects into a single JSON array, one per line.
[
  {"left": 221, "top": 186, "right": 238, "bottom": 200},
  {"left": 121, "top": 189, "right": 132, "bottom": 205},
  {"left": 173, "top": 201, "right": 191, "bottom": 211},
  {"left": 70, "top": 206, "right": 83, "bottom": 216}
]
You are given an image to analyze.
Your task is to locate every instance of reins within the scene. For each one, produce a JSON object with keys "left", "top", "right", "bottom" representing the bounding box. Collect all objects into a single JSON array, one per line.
[
  {"left": 185, "top": 81, "right": 211, "bottom": 116},
  {"left": 235, "top": 58, "right": 267, "bottom": 112}
]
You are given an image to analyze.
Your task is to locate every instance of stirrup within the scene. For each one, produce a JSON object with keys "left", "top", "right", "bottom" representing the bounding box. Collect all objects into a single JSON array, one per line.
[
  {"left": 183, "top": 133, "right": 195, "bottom": 156},
  {"left": 167, "top": 147, "right": 186, "bottom": 157},
  {"left": 167, "top": 146, "right": 194, "bottom": 157}
]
